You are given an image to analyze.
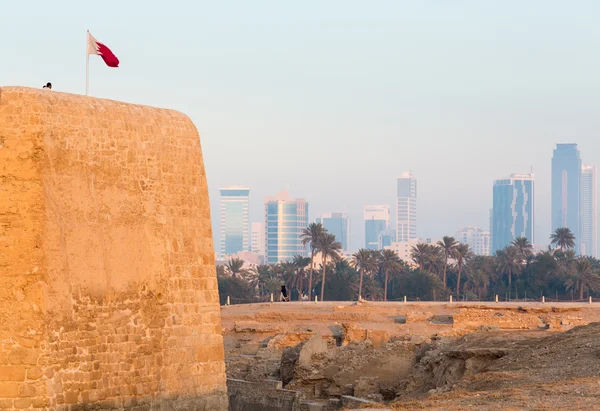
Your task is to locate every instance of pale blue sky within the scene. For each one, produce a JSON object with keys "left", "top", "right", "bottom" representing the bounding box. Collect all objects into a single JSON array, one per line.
[{"left": 3, "top": 1, "right": 600, "bottom": 249}]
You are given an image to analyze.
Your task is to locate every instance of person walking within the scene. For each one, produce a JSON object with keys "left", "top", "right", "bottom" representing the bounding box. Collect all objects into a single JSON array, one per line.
[{"left": 280, "top": 285, "right": 289, "bottom": 302}]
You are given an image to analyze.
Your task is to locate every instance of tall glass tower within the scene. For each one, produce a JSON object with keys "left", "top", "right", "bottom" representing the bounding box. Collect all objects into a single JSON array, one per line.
[
  {"left": 580, "top": 165, "right": 597, "bottom": 257},
  {"left": 219, "top": 186, "right": 250, "bottom": 257},
  {"left": 396, "top": 172, "right": 417, "bottom": 242},
  {"left": 551, "top": 144, "right": 581, "bottom": 243},
  {"left": 265, "top": 191, "right": 309, "bottom": 264},
  {"left": 317, "top": 212, "right": 350, "bottom": 252},
  {"left": 364, "top": 205, "right": 390, "bottom": 250},
  {"left": 491, "top": 174, "right": 534, "bottom": 253}
]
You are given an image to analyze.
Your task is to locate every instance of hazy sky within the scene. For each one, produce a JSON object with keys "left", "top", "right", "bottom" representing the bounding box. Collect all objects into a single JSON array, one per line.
[{"left": 3, "top": 1, "right": 600, "bottom": 250}]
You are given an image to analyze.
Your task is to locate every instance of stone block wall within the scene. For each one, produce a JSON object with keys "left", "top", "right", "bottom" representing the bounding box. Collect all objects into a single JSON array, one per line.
[
  {"left": 227, "top": 379, "right": 301, "bottom": 411},
  {"left": 0, "top": 87, "right": 227, "bottom": 410}
]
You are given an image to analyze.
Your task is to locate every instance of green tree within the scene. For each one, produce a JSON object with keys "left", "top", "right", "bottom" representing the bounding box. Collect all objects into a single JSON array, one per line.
[
  {"left": 320, "top": 260, "right": 359, "bottom": 301},
  {"left": 452, "top": 243, "right": 473, "bottom": 296},
  {"left": 512, "top": 237, "right": 533, "bottom": 261},
  {"left": 226, "top": 258, "right": 245, "bottom": 279},
  {"left": 496, "top": 246, "right": 521, "bottom": 289},
  {"left": 247, "top": 264, "right": 275, "bottom": 298},
  {"left": 396, "top": 270, "right": 444, "bottom": 301},
  {"left": 315, "top": 233, "right": 342, "bottom": 301},
  {"left": 300, "top": 223, "right": 326, "bottom": 301},
  {"left": 565, "top": 258, "right": 600, "bottom": 299},
  {"left": 352, "top": 249, "right": 379, "bottom": 300},
  {"left": 550, "top": 227, "right": 576, "bottom": 250},
  {"left": 411, "top": 243, "right": 433, "bottom": 272},
  {"left": 437, "top": 236, "right": 458, "bottom": 288},
  {"left": 464, "top": 256, "right": 492, "bottom": 300},
  {"left": 217, "top": 276, "right": 255, "bottom": 305},
  {"left": 292, "top": 255, "right": 311, "bottom": 300},
  {"left": 378, "top": 249, "right": 402, "bottom": 301}
]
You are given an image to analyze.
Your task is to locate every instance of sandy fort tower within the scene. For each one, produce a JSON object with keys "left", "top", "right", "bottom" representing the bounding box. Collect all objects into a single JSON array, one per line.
[{"left": 0, "top": 87, "right": 227, "bottom": 410}]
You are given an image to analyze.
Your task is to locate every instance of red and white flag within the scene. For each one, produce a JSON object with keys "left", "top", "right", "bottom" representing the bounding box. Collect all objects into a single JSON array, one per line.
[{"left": 87, "top": 32, "right": 119, "bottom": 68}]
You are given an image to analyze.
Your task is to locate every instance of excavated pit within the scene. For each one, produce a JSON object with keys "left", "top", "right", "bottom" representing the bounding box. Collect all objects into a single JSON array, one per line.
[{"left": 221, "top": 302, "right": 600, "bottom": 410}]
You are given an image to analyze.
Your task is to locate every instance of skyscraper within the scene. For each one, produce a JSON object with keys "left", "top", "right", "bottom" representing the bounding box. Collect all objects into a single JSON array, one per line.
[
  {"left": 219, "top": 186, "right": 250, "bottom": 257},
  {"left": 379, "top": 229, "right": 395, "bottom": 249},
  {"left": 551, "top": 144, "right": 581, "bottom": 243},
  {"left": 491, "top": 174, "right": 534, "bottom": 253},
  {"left": 265, "top": 191, "right": 309, "bottom": 264},
  {"left": 251, "top": 222, "right": 265, "bottom": 257},
  {"left": 364, "top": 205, "right": 390, "bottom": 250},
  {"left": 397, "top": 172, "right": 417, "bottom": 242},
  {"left": 580, "top": 165, "right": 597, "bottom": 257},
  {"left": 456, "top": 226, "right": 491, "bottom": 256},
  {"left": 317, "top": 212, "right": 350, "bottom": 252}
]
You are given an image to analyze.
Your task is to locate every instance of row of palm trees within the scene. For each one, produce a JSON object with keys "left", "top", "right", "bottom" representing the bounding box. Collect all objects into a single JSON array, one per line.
[
  {"left": 217, "top": 224, "right": 600, "bottom": 303},
  {"left": 407, "top": 227, "right": 599, "bottom": 300},
  {"left": 301, "top": 223, "right": 413, "bottom": 301}
]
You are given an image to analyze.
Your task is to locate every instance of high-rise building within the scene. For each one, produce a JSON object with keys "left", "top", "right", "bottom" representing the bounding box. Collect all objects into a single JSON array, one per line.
[
  {"left": 456, "top": 226, "right": 491, "bottom": 256},
  {"left": 397, "top": 172, "right": 417, "bottom": 242},
  {"left": 364, "top": 205, "right": 390, "bottom": 250},
  {"left": 219, "top": 186, "right": 250, "bottom": 257},
  {"left": 580, "top": 165, "right": 597, "bottom": 257},
  {"left": 379, "top": 229, "right": 395, "bottom": 249},
  {"left": 491, "top": 174, "right": 534, "bottom": 253},
  {"left": 317, "top": 212, "right": 351, "bottom": 252},
  {"left": 265, "top": 191, "right": 309, "bottom": 264},
  {"left": 251, "top": 222, "right": 265, "bottom": 257},
  {"left": 552, "top": 144, "right": 581, "bottom": 243}
]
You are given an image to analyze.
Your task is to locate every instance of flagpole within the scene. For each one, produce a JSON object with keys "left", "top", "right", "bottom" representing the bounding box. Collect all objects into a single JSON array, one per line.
[{"left": 85, "top": 30, "right": 90, "bottom": 96}]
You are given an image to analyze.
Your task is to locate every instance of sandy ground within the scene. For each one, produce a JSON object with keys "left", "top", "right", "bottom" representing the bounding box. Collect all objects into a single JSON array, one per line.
[{"left": 221, "top": 301, "right": 600, "bottom": 410}]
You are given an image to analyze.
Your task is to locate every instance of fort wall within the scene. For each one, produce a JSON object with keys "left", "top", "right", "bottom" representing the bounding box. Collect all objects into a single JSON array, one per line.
[{"left": 0, "top": 87, "right": 227, "bottom": 410}]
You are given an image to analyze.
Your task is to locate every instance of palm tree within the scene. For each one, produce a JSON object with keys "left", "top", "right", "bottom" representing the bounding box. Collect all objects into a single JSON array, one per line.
[
  {"left": 452, "top": 243, "right": 473, "bottom": 296},
  {"left": 411, "top": 243, "right": 433, "bottom": 272},
  {"left": 351, "top": 249, "right": 379, "bottom": 300},
  {"left": 378, "top": 249, "right": 401, "bottom": 301},
  {"left": 247, "top": 264, "right": 273, "bottom": 297},
  {"left": 300, "top": 223, "right": 326, "bottom": 301},
  {"left": 550, "top": 227, "right": 576, "bottom": 250},
  {"left": 226, "top": 258, "right": 245, "bottom": 278},
  {"left": 292, "top": 255, "right": 311, "bottom": 300},
  {"left": 512, "top": 237, "right": 533, "bottom": 261},
  {"left": 279, "top": 261, "right": 296, "bottom": 291},
  {"left": 315, "top": 233, "right": 342, "bottom": 301},
  {"left": 437, "top": 236, "right": 458, "bottom": 288},
  {"left": 464, "top": 260, "right": 491, "bottom": 301},
  {"left": 496, "top": 246, "right": 521, "bottom": 289},
  {"left": 565, "top": 258, "right": 600, "bottom": 300}
]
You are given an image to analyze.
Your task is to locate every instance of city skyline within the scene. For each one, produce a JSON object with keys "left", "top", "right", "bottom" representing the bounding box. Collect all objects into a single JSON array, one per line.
[{"left": 218, "top": 143, "right": 598, "bottom": 257}]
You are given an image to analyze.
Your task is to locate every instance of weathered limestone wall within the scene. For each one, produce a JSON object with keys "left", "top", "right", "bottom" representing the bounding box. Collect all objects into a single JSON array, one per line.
[
  {"left": 0, "top": 87, "right": 227, "bottom": 410},
  {"left": 226, "top": 379, "right": 300, "bottom": 411}
]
